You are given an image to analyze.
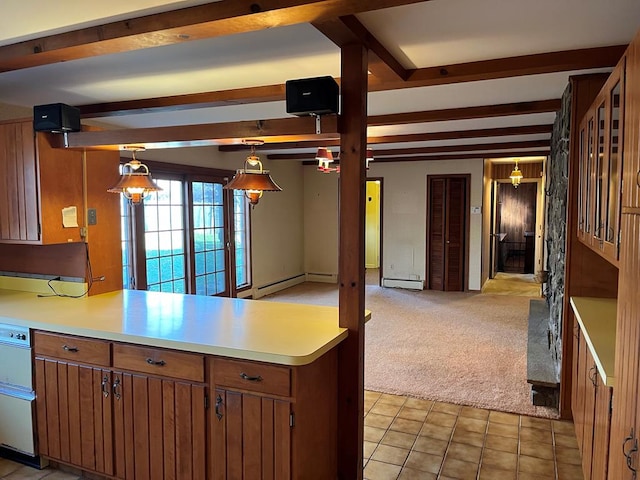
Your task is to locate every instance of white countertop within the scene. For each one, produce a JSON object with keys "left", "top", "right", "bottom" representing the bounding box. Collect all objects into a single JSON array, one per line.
[
  {"left": 0, "top": 288, "right": 357, "bottom": 366},
  {"left": 570, "top": 296, "right": 617, "bottom": 387}
]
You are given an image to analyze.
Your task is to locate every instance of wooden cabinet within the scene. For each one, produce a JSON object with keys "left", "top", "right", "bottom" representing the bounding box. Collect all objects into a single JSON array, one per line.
[
  {"left": 209, "top": 350, "right": 338, "bottom": 480},
  {"left": 34, "top": 331, "right": 207, "bottom": 480},
  {"left": 0, "top": 120, "right": 84, "bottom": 244},
  {"left": 577, "top": 58, "right": 626, "bottom": 264},
  {"left": 622, "top": 34, "right": 640, "bottom": 210}
]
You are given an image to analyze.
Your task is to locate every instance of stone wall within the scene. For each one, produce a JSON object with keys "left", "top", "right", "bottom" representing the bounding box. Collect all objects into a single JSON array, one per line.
[{"left": 545, "top": 83, "right": 572, "bottom": 378}]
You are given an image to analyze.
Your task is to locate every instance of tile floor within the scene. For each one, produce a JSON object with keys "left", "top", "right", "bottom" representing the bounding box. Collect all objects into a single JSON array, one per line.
[{"left": 0, "top": 390, "right": 584, "bottom": 480}]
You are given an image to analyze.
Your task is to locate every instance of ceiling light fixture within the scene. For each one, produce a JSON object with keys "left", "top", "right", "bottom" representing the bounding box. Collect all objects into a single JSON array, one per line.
[
  {"left": 223, "top": 139, "right": 282, "bottom": 206},
  {"left": 509, "top": 160, "right": 523, "bottom": 188},
  {"left": 107, "top": 146, "right": 162, "bottom": 205},
  {"left": 315, "top": 146, "right": 374, "bottom": 174}
]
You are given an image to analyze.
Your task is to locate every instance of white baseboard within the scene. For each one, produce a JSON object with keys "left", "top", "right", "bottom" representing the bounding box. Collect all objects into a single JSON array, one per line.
[
  {"left": 382, "top": 278, "right": 424, "bottom": 290},
  {"left": 305, "top": 272, "right": 338, "bottom": 284},
  {"left": 252, "top": 274, "right": 306, "bottom": 299}
]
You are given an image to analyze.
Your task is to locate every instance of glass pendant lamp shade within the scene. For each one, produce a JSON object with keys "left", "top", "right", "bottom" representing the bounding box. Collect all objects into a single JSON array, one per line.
[
  {"left": 509, "top": 160, "right": 523, "bottom": 188},
  {"left": 108, "top": 148, "right": 161, "bottom": 204}
]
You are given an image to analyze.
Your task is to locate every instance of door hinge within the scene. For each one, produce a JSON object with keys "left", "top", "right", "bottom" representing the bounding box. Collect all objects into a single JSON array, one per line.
[
  {"left": 610, "top": 393, "right": 614, "bottom": 416},
  {"left": 289, "top": 413, "right": 295, "bottom": 428}
]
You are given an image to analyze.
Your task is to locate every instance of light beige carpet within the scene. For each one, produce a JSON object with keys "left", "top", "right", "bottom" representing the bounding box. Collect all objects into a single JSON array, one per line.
[
  {"left": 262, "top": 281, "right": 557, "bottom": 419},
  {"left": 481, "top": 272, "right": 542, "bottom": 296}
]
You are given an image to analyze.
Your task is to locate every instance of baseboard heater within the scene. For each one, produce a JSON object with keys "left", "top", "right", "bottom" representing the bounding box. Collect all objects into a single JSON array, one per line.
[
  {"left": 252, "top": 274, "right": 306, "bottom": 299},
  {"left": 306, "top": 272, "right": 338, "bottom": 283},
  {"left": 382, "top": 278, "right": 424, "bottom": 290}
]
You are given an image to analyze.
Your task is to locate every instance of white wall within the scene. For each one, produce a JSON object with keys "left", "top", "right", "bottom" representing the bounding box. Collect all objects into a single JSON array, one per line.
[
  {"left": 303, "top": 158, "right": 485, "bottom": 291},
  {"left": 136, "top": 147, "right": 305, "bottom": 291}
]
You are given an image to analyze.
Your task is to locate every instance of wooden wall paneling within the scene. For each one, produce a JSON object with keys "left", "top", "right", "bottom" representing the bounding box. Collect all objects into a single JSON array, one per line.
[
  {"left": 261, "top": 398, "right": 275, "bottom": 480},
  {"left": 148, "top": 377, "right": 165, "bottom": 480},
  {"left": 175, "top": 382, "right": 193, "bottom": 479},
  {"left": 560, "top": 73, "right": 610, "bottom": 419},
  {"left": 242, "top": 393, "right": 262, "bottom": 477},
  {"left": 43, "top": 359, "right": 61, "bottom": 460},
  {"left": 132, "top": 374, "right": 150, "bottom": 480},
  {"left": 56, "top": 361, "right": 70, "bottom": 464},
  {"left": 591, "top": 385, "right": 612, "bottom": 480},
  {"left": 274, "top": 400, "right": 291, "bottom": 480},
  {"left": 0, "top": 242, "right": 87, "bottom": 278},
  {"left": 337, "top": 42, "right": 367, "bottom": 480},
  {"left": 623, "top": 31, "right": 640, "bottom": 209},
  {"left": 191, "top": 384, "right": 206, "bottom": 480},
  {"left": 225, "top": 391, "right": 243, "bottom": 479}
]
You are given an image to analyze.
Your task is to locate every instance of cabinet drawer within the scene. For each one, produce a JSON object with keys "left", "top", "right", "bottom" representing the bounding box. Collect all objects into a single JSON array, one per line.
[
  {"left": 33, "top": 331, "right": 110, "bottom": 366},
  {"left": 214, "top": 358, "right": 291, "bottom": 397},
  {"left": 112, "top": 344, "right": 204, "bottom": 383}
]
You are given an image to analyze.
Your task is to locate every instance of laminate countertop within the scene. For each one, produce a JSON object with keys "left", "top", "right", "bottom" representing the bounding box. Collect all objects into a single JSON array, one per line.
[
  {"left": 0, "top": 288, "right": 363, "bottom": 366},
  {"left": 570, "top": 296, "right": 617, "bottom": 387}
]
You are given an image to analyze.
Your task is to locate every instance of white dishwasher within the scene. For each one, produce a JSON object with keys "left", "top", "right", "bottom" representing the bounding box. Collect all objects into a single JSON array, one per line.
[{"left": 0, "top": 322, "right": 43, "bottom": 466}]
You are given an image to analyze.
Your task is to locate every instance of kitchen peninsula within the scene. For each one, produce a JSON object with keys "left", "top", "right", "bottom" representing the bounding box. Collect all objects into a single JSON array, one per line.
[{"left": 0, "top": 285, "right": 359, "bottom": 479}]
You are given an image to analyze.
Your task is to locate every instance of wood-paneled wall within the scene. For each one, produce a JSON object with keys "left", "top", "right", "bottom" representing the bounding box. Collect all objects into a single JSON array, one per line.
[{"left": 492, "top": 161, "right": 543, "bottom": 180}]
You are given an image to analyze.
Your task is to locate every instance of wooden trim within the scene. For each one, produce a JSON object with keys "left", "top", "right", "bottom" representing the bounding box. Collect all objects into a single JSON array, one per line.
[
  {"left": 337, "top": 42, "right": 367, "bottom": 480},
  {"left": 218, "top": 124, "right": 553, "bottom": 151}
]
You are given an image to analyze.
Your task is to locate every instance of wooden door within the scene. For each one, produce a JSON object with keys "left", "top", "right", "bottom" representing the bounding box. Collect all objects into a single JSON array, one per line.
[
  {"left": 212, "top": 388, "right": 291, "bottom": 480},
  {"left": 591, "top": 384, "right": 612, "bottom": 480},
  {"left": 112, "top": 371, "right": 206, "bottom": 480},
  {"left": 582, "top": 347, "right": 597, "bottom": 480},
  {"left": 34, "top": 358, "right": 113, "bottom": 475},
  {"left": 427, "top": 175, "right": 468, "bottom": 291}
]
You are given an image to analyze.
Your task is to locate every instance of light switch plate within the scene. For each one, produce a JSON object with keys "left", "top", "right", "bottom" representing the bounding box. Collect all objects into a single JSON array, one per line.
[{"left": 87, "top": 208, "right": 97, "bottom": 225}]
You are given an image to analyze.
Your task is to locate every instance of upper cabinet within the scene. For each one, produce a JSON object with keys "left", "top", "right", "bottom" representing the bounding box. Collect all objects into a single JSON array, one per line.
[
  {"left": 577, "top": 57, "right": 626, "bottom": 265},
  {"left": 0, "top": 119, "right": 84, "bottom": 244},
  {"left": 622, "top": 35, "right": 640, "bottom": 211}
]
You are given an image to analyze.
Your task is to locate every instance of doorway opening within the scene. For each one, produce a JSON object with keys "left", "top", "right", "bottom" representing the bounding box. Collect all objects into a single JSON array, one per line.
[{"left": 365, "top": 179, "right": 383, "bottom": 286}]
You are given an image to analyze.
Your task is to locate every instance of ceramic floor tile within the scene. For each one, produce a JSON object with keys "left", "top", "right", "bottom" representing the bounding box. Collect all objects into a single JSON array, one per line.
[
  {"left": 371, "top": 444, "right": 410, "bottom": 466},
  {"left": 404, "top": 397, "right": 434, "bottom": 410},
  {"left": 431, "top": 402, "right": 461, "bottom": 415},
  {"left": 555, "top": 445, "right": 583, "bottom": 465},
  {"left": 552, "top": 420, "right": 576, "bottom": 436},
  {"left": 520, "top": 426, "right": 553, "bottom": 444},
  {"left": 480, "top": 448, "right": 518, "bottom": 471},
  {"left": 459, "top": 406, "right": 490, "bottom": 420},
  {"left": 2, "top": 466, "right": 52, "bottom": 479},
  {"left": 364, "top": 440, "right": 378, "bottom": 459},
  {"left": 478, "top": 464, "right": 517, "bottom": 479},
  {"left": 419, "top": 423, "right": 453, "bottom": 441},
  {"left": 40, "top": 472, "right": 82, "bottom": 480},
  {"left": 389, "top": 417, "right": 423, "bottom": 435},
  {"left": 365, "top": 426, "right": 388, "bottom": 443},
  {"left": 397, "top": 466, "right": 437, "bottom": 479},
  {"left": 451, "top": 428, "right": 485, "bottom": 447},
  {"left": 412, "top": 436, "right": 449, "bottom": 456},
  {"left": 370, "top": 402, "right": 403, "bottom": 417},
  {"left": 445, "top": 441, "right": 482, "bottom": 464},
  {"left": 556, "top": 462, "right": 585, "bottom": 480},
  {"left": 521, "top": 415, "right": 552, "bottom": 431},
  {"left": 488, "top": 410, "right": 520, "bottom": 426},
  {"left": 366, "top": 390, "right": 383, "bottom": 402},
  {"left": 484, "top": 433, "right": 518, "bottom": 453},
  {"left": 487, "top": 422, "right": 519, "bottom": 439},
  {"left": 520, "top": 440, "right": 555, "bottom": 460},
  {"left": 381, "top": 430, "right": 417, "bottom": 449},
  {"left": 397, "top": 406, "right": 428, "bottom": 422},
  {"left": 518, "top": 454, "right": 556, "bottom": 477},
  {"left": 404, "top": 451, "right": 443, "bottom": 474},
  {"left": 518, "top": 472, "right": 557, "bottom": 480},
  {"left": 363, "top": 459, "right": 402, "bottom": 480},
  {"left": 0, "top": 459, "right": 23, "bottom": 477},
  {"left": 425, "top": 411, "right": 457, "bottom": 428},
  {"left": 455, "top": 416, "right": 488, "bottom": 434},
  {"left": 365, "top": 413, "right": 395, "bottom": 429},
  {"left": 440, "top": 457, "right": 479, "bottom": 480},
  {"left": 554, "top": 433, "right": 580, "bottom": 449},
  {"left": 377, "top": 394, "right": 407, "bottom": 406}
]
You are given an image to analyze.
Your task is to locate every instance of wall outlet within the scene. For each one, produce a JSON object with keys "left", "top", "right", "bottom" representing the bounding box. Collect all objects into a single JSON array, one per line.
[{"left": 87, "top": 208, "right": 97, "bottom": 225}]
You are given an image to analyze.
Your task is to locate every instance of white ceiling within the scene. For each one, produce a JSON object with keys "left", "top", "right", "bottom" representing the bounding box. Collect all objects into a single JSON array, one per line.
[{"left": 0, "top": 0, "right": 639, "bottom": 160}]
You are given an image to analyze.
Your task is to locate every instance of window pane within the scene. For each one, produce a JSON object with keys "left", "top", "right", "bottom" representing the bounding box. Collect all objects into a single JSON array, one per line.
[
  {"left": 234, "top": 190, "right": 251, "bottom": 289},
  {"left": 146, "top": 258, "right": 160, "bottom": 285},
  {"left": 195, "top": 252, "right": 205, "bottom": 276}
]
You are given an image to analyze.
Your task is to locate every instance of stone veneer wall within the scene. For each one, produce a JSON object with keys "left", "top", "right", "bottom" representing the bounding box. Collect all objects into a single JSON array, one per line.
[{"left": 545, "top": 83, "right": 572, "bottom": 378}]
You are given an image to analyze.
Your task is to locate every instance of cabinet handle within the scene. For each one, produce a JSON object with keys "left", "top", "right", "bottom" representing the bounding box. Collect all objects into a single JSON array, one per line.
[
  {"left": 623, "top": 428, "right": 638, "bottom": 477},
  {"left": 112, "top": 377, "right": 121, "bottom": 401},
  {"left": 606, "top": 226, "right": 615, "bottom": 242},
  {"left": 588, "top": 365, "right": 598, "bottom": 387},
  {"left": 215, "top": 395, "right": 223, "bottom": 421},
  {"left": 573, "top": 324, "right": 580, "bottom": 340},
  {"left": 101, "top": 376, "right": 109, "bottom": 398},
  {"left": 62, "top": 345, "right": 79, "bottom": 353},
  {"left": 636, "top": 170, "right": 640, "bottom": 189},
  {"left": 146, "top": 358, "right": 166, "bottom": 366},
  {"left": 240, "top": 373, "right": 263, "bottom": 382}
]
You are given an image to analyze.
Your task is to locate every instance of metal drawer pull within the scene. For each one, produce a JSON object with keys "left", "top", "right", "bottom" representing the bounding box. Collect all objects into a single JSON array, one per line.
[
  {"left": 588, "top": 365, "right": 598, "bottom": 387},
  {"left": 240, "top": 373, "right": 263, "bottom": 382},
  {"left": 101, "top": 376, "right": 109, "bottom": 398},
  {"left": 146, "top": 358, "right": 166, "bottom": 366},
  {"left": 112, "top": 378, "right": 121, "bottom": 400},
  {"left": 623, "top": 428, "right": 638, "bottom": 476},
  {"left": 62, "top": 345, "right": 79, "bottom": 352},
  {"left": 215, "top": 395, "right": 223, "bottom": 420}
]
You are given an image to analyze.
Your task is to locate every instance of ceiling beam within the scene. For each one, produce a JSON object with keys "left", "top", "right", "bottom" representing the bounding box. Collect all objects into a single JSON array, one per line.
[
  {"left": 76, "top": 46, "right": 618, "bottom": 118},
  {"left": 301, "top": 149, "right": 550, "bottom": 164},
  {"left": 0, "top": 0, "right": 427, "bottom": 73},
  {"left": 58, "top": 115, "right": 338, "bottom": 149},
  {"left": 368, "top": 99, "right": 560, "bottom": 126},
  {"left": 267, "top": 139, "right": 549, "bottom": 159},
  {"left": 218, "top": 124, "right": 552, "bottom": 151},
  {"left": 312, "top": 15, "right": 410, "bottom": 81}
]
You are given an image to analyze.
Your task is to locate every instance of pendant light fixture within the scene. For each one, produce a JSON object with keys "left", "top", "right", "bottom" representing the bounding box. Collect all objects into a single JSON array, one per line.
[
  {"left": 108, "top": 146, "right": 162, "bottom": 204},
  {"left": 223, "top": 139, "right": 282, "bottom": 206},
  {"left": 509, "top": 160, "right": 523, "bottom": 188},
  {"left": 315, "top": 146, "right": 374, "bottom": 173}
]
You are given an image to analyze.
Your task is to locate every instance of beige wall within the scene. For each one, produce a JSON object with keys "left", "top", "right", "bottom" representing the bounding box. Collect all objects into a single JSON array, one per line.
[{"left": 0, "top": 102, "right": 30, "bottom": 121}]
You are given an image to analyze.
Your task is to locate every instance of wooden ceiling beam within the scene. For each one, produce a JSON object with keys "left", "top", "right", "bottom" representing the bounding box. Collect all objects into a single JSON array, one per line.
[
  {"left": 58, "top": 115, "right": 338, "bottom": 149},
  {"left": 218, "top": 124, "right": 552, "bottom": 151},
  {"left": 312, "top": 15, "right": 409, "bottom": 81},
  {"left": 76, "top": 45, "right": 619, "bottom": 118},
  {"left": 301, "top": 149, "right": 550, "bottom": 164},
  {"left": 267, "top": 139, "right": 549, "bottom": 159},
  {"left": 0, "top": 0, "right": 427, "bottom": 73}
]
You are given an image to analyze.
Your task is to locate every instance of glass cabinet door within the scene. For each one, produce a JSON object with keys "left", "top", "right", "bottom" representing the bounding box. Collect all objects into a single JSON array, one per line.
[{"left": 594, "top": 100, "right": 607, "bottom": 245}]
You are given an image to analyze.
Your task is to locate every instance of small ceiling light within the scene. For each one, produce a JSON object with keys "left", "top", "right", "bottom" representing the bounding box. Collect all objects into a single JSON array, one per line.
[
  {"left": 107, "top": 146, "right": 162, "bottom": 204},
  {"left": 509, "top": 160, "right": 523, "bottom": 188},
  {"left": 316, "top": 147, "right": 337, "bottom": 173},
  {"left": 223, "top": 140, "right": 282, "bottom": 206},
  {"left": 366, "top": 148, "right": 374, "bottom": 170}
]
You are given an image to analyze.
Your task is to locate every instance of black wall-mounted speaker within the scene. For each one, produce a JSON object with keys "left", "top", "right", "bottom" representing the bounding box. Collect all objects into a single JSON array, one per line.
[
  {"left": 285, "top": 76, "right": 339, "bottom": 116},
  {"left": 33, "top": 103, "right": 81, "bottom": 133}
]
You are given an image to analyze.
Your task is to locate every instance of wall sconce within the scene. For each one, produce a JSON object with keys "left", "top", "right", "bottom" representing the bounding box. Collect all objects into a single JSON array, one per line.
[
  {"left": 223, "top": 140, "right": 282, "bottom": 206},
  {"left": 107, "top": 146, "right": 162, "bottom": 204},
  {"left": 509, "top": 160, "right": 523, "bottom": 188},
  {"left": 315, "top": 146, "right": 374, "bottom": 173}
]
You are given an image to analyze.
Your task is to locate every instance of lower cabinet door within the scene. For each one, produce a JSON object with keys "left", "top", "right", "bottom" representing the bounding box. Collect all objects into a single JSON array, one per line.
[
  {"left": 591, "top": 384, "right": 612, "bottom": 480},
  {"left": 112, "top": 371, "right": 206, "bottom": 480},
  {"left": 34, "top": 358, "right": 113, "bottom": 476},
  {"left": 212, "top": 388, "right": 291, "bottom": 480}
]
